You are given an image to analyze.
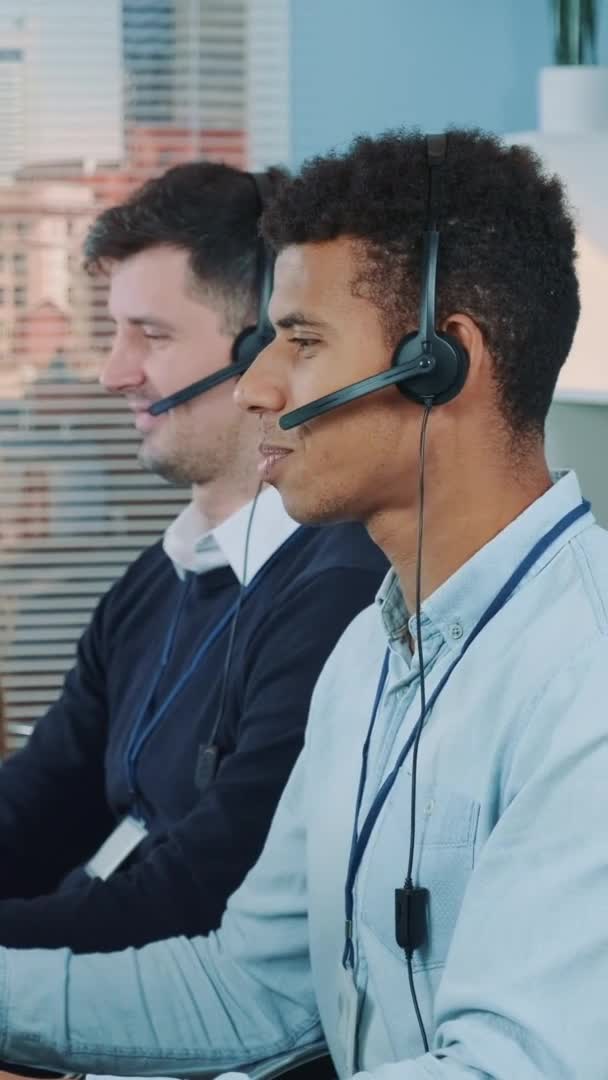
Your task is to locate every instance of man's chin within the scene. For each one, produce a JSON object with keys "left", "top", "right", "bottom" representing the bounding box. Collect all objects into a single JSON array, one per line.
[
  {"left": 137, "top": 444, "right": 189, "bottom": 487},
  {"left": 137, "top": 442, "right": 162, "bottom": 476},
  {"left": 278, "top": 486, "right": 352, "bottom": 528}
]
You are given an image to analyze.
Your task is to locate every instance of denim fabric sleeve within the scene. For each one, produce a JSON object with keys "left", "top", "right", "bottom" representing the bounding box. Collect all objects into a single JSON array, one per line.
[
  {"left": 0, "top": 751, "right": 322, "bottom": 1078},
  {"left": 350, "top": 646, "right": 608, "bottom": 1079}
]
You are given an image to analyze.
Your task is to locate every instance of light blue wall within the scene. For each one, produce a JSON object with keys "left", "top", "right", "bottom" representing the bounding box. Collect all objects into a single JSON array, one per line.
[
  {"left": 288, "top": 2, "right": 608, "bottom": 522},
  {"left": 289, "top": 0, "right": 608, "bottom": 166}
]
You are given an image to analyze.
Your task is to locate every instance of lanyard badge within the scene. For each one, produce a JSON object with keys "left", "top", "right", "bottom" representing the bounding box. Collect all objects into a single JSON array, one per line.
[
  {"left": 85, "top": 815, "right": 148, "bottom": 880},
  {"left": 336, "top": 961, "right": 362, "bottom": 1077}
]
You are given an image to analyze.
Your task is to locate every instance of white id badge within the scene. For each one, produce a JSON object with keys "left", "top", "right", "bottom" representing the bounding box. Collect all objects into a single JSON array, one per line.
[
  {"left": 336, "top": 963, "right": 361, "bottom": 1078},
  {"left": 85, "top": 816, "right": 148, "bottom": 880}
]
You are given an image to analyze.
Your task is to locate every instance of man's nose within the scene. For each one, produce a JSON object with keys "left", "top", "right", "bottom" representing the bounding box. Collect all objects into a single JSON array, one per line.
[
  {"left": 100, "top": 336, "right": 145, "bottom": 393},
  {"left": 234, "top": 340, "right": 286, "bottom": 415}
]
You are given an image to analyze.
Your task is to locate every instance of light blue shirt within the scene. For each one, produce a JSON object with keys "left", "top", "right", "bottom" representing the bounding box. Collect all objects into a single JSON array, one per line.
[{"left": 1, "top": 470, "right": 607, "bottom": 1079}]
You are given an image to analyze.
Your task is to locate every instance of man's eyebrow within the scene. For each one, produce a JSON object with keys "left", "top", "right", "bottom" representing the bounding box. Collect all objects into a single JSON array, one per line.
[
  {"left": 127, "top": 315, "right": 176, "bottom": 331},
  {"left": 274, "top": 312, "right": 331, "bottom": 331}
]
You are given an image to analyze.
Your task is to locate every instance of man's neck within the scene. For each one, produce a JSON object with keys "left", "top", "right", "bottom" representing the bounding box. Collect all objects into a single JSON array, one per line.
[
  {"left": 367, "top": 452, "right": 553, "bottom": 615},
  {"left": 191, "top": 478, "right": 261, "bottom": 532}
]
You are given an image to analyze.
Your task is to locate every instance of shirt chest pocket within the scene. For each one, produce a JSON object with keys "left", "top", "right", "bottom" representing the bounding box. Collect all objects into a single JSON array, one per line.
[{"left": 359, "top": 779, "right": 480, "bottom": 973}]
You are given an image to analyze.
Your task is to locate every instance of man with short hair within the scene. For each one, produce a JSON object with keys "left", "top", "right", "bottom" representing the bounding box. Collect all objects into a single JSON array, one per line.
[
  {"left": 0, "top": 131, "right": 606, "bottom": 1079},
  {"left": 0, "top": 161, "right": 386, "bottom": 953}
]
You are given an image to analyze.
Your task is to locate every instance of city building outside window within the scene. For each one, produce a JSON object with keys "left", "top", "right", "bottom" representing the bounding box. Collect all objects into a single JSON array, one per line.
[{"left": 0, "top": 0, "right": 290, "bottom": 754}]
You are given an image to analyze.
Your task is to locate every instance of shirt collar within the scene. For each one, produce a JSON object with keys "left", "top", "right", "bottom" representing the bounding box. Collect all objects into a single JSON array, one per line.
[
  {"left": 376, "top": 470, "right": 593, "bottom": 653},
  {"left": 163, "top": 485, "right": 300, "bottom": 583}
]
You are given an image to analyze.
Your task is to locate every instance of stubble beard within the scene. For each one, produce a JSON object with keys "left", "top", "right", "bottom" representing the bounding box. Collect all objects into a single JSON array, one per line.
[{"left": 138, "top": 432, "right": 213, "bottom": 488}]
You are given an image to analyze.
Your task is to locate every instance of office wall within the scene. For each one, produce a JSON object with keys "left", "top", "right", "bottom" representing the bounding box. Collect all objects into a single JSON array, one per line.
[
  {"left": 546, "top": 402, "right": 608, "bottom": 527},
  {"left": 288, "top": 1, "right": 608, "bottom": 525},
  {"left": 289, "top": 0, "right": 608, "bottom": 164}
]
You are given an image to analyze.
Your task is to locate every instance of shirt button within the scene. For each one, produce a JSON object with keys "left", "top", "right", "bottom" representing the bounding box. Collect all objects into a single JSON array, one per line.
[
  {"left": 449, "top": 621, "right": 463, "bottom": 640},
  {"left": 423, "top": 799, "right": 434, "bottom": 816}
]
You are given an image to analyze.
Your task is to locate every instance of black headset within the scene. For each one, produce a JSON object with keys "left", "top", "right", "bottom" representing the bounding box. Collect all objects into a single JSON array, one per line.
[
  {"left": 149, "top": 172, "right": 275, "bottom": 416},
  {"left": 279, "top": 134, "right": 469, "bottom": 431}
]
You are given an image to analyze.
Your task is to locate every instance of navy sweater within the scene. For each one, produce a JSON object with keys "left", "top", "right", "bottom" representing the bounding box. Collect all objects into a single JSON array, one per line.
[{"left": 0, "top": 523, "right": 387, "bottom": 952}]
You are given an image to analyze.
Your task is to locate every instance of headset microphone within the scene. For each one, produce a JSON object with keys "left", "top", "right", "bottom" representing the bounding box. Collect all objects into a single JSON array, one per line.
[
  {"left": 279, "top": 352, "right": 437, "bottom": 430},
  {"left": 149, "top": 172, "right": 275, "bottom": 418},
  {"left": 279, "top": 134, "right": 469, "bottom": 433},
  {"left": 148, "top": 356, "right": 252, "bottom": 415}
]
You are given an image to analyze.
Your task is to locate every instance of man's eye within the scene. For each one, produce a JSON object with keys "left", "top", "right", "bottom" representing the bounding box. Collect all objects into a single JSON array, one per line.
[
  {"left": 143, "top": 331, "right": 168, "bottom": 341},
  {"left": 289, "top": 337, "right": 319, "bottom": 349}
]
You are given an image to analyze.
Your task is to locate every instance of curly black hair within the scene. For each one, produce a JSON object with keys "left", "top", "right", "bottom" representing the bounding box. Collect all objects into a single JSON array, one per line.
[
  {"left": 84, "top": 161, "right": 286, "bottom": 336},
  {"left": 263, "top": 129, "right": 580, "bottom": 438}
]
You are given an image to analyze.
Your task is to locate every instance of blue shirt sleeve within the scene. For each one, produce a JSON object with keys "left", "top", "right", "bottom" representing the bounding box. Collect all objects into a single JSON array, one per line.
[{"left": 0, "top": 748, "right": 323, "bottom": 1077}]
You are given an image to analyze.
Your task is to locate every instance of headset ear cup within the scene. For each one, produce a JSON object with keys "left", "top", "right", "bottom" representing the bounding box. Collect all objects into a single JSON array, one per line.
[
  {"left": 231, "top": 173, "right": 276, "bottom": 372},
  {"left": 392, "top": 330, "right": 469, "bottom": 405},
  {"left": 436, "top": 332, "right": 469, "bottom": 403},
  {"left": 231, "top": 324, "right": 276, "bottom": 369}
]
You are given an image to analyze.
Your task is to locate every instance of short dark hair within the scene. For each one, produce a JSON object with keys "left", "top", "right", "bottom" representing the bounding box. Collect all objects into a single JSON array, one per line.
[
  {"left": 263, "top": 129, "right": 580, "bottom": 438},
  {"left": 84, "top": 161, "right": 287, "bottom": 335}
]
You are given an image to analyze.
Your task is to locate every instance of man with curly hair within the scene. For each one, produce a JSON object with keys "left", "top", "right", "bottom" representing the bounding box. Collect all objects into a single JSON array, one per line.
[{"left": 0, "top": 129, "right": 606, "bottom": 1080}]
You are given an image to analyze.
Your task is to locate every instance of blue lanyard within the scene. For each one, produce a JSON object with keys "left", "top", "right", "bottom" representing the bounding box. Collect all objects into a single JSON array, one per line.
[
  {"left": 343, "top": 498, "right": 591, "bottom": 968},
  {"left": 126, "top": 527, "right": 308, "bottom": 807}
]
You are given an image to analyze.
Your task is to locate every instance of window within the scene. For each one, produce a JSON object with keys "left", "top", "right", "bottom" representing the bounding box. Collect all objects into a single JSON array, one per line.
[{"left": 0, "top": 0, "right": 289, "bottom": 753}]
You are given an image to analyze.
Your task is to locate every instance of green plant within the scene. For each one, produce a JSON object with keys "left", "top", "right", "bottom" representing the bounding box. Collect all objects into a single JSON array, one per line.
[{"left": 550, "top": 0, "right": 599, "bottom": 63}]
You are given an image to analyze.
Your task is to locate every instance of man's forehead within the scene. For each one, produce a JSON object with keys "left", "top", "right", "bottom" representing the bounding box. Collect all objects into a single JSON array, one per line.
[
  {"left": 275, "top": 237, "right": 355, "bottom": 283},
  {"left": 112, "top": 242, "right": 184, "bottom": 264},
  {"left": 271, "top": 238, "right": 358, "bottom": 325},
  {"left": 107, "top": 247, "right": 212, "bottom": 320},
  {"left": 108, "top": 245, "right": 189, "bottom": 286}
]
